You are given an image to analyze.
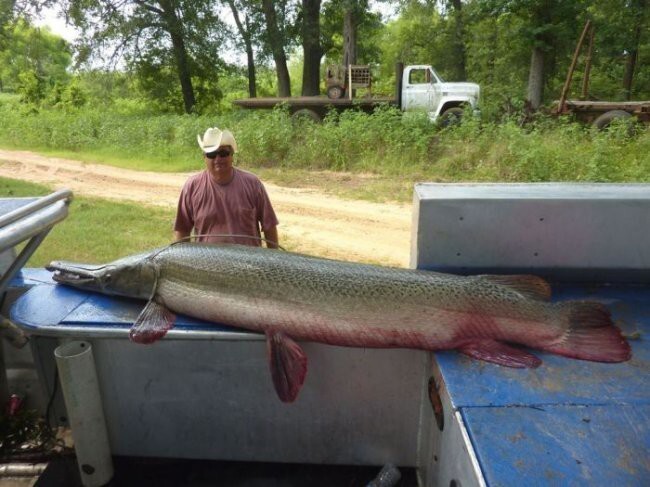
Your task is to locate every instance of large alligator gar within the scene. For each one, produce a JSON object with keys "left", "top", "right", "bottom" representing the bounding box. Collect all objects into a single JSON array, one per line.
[{"left": 47, "top": 242, "right": 631, "bottom": 402}]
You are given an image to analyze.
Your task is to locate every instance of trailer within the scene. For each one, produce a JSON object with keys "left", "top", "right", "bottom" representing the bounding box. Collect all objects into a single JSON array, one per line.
[{"left": 555, "top": 20, "right": 650, "bottom": 128}]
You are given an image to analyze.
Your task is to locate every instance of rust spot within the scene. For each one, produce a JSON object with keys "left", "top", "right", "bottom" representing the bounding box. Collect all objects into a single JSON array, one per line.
[
  {"left": 428, "top": 376, "right": 444, "bottom": 431},
  {"left": 508, "top": 431, "right": 526, "bottom": 443}
]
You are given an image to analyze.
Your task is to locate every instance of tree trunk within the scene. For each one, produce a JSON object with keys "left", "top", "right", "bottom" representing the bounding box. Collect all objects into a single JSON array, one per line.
[
  {"left": 622, "top": 48, "right": 637, "bottom": 101},
  {"left": 449, "top": 0, "right": 466, "bottom": 81},
  {"left": 487, "top": 19, "right": 497, "bottom": 84},
  {"left": 527, "top": 46, "right": 545, "bottom": 110},
  {"left": 159, "top": 1, "right": 196, "bottom": 113},
  {"left": 301, "top": 0, "right": 322, "bottom": 96},
  {"left": 622, "top": 20, "right": 642, "bottom": 101},
  {"left": 227, "top": 0, "right": 257, "bottom": 98},
  {"left": 342, "top": 8, "right": 356, "bottom": 67},
  {"left": 244, "top": 20, "right": 257, "bottom": 98},
  {"left": 262, "top": 0, "right": 291, "bottom": 97}
]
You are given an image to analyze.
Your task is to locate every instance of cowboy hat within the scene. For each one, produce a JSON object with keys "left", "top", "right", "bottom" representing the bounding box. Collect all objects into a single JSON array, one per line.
[{"left": 197, "top": 127, "right": 238, "bottom": 153}]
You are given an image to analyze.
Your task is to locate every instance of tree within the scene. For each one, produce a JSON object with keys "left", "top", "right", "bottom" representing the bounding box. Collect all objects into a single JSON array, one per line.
[
  {"left": 321, "top": 0, "right": 381, "bottom": 65},
  {"left": 590, "top": 0, "right": 649, "bottom": 100},
  {"left": 475, "top": 0, "right": 585, "bottom": 110},
  {"left": 0, "top": 18, "right": 71, "bottom": 97},
  {"left": 225, "top": 0, "right": 263, "bottom": 98},
  {"left": 300, "top": 0, "right": 321, "bottom": 95},
  {"left": 261, "top": 0, "right": 292, "bottom": 96},
  {"left": 63, "top": 0, "right": 227, "bottom": 113},
  {"left": 446, "top": 0, "right": 466, "bottom": 81}
]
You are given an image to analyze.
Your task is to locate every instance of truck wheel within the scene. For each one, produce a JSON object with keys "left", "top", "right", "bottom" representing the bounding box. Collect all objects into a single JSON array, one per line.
[
  {"left": 592, "top": 110, "right": 632, "bottom": 130},
  {"left": 291, "top": 109, "right": 322, "bottom": 123},
  {"left": 327, "top": 85, "right": 345, "bottom": 99},
  {"left": 438, "top": 107, "right": 464, "bottom": 127}
]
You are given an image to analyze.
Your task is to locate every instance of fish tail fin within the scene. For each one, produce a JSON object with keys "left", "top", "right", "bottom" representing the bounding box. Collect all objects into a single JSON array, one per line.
[{"left": 542, "top": 301, "right": 631, "bottom": 363}]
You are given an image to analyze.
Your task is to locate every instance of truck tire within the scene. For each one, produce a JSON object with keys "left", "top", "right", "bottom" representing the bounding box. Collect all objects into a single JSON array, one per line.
[
  {"left": 592, "top": 110, "right": 632, "bottom": 130},
  {"left": 327, "top": 85, "right": 345, "bottom": 99},
  {"left": 291, "top": 109, "right": 322, "bottom": 123},
  {"left": 438, "top": 107, "right": 464, "bottom": 127}
]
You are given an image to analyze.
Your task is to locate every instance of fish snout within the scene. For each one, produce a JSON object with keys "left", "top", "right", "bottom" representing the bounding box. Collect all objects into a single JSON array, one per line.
[{"left": 47, "top": 261, "right": 106, "bottom": 286}]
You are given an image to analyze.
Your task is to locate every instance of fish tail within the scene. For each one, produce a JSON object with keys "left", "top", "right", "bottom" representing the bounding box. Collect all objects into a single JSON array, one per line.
[{"left": 542, "top": 301, "right": 631, "bottom": 363}]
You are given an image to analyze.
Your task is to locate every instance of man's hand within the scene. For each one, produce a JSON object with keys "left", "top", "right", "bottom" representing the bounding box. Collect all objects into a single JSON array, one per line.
[{"left": 263, "top": 226, "right": 279, "bottom": 249}]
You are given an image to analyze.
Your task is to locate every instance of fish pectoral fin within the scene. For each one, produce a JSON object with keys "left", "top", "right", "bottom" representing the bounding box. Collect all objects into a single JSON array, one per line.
[
  {"left": 478, "top": 274, "right": 551, "bottom": 301},
  {"left": 266, "top": 331, "right": 308, "bottom": 403},
  {"left": 458, "top": 340, "right": 541, "bottom": 368},
  {"left": 129, "top": 299, "right": 176, "bottom": 344}
]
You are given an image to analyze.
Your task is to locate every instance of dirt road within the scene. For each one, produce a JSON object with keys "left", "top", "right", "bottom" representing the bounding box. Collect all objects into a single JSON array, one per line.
[{"left": 0, "top": 150, "right": 412, "bottom": 267}]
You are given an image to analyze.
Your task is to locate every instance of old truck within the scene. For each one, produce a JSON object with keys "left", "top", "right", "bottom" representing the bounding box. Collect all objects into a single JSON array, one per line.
[{"left": 233, "top": 63, "right": 480, "bottom": 123}]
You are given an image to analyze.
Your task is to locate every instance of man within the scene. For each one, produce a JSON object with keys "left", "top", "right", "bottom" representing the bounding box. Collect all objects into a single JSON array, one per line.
[{"left": 174, "top": 127, "right": 279, "bottom": 248}]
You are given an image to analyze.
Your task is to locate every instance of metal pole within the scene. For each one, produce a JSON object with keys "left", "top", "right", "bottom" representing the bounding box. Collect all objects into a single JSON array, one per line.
[
  {"left": 0, "top": 200, "right": 69, "bottom": 252},
  {"left": 0, "top": 189, "right": 72, "bottom": 229},
  {"left": 557, "top": 20, "right": 592, "bottom": 114},
  {"left": 581, "top": 25, "right": 596, "bottom": 100}
]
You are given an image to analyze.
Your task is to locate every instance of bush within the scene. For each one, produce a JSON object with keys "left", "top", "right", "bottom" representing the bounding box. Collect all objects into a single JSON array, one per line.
[{"left": 0, "top": 102, "right": 647, "bottom": 183}]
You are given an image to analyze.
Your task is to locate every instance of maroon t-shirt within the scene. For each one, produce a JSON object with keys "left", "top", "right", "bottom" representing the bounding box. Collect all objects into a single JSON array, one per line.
[{"left": 174, "top": 168, "right": 279, "bottom": 246}]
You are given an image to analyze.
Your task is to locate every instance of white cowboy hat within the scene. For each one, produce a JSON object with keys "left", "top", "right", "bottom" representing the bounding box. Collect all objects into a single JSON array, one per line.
[{"left": 197, "top": 127, "right": 237, "bottom": 153}]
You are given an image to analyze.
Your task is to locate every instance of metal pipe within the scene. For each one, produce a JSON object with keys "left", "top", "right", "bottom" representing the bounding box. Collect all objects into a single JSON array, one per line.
[
  {"left": 0, "top": 189, "right": 72, "bottom": 229},
  {"left": 0, "top": 200, "right": 68, "bottom": 252},
  {"left": 54, "top": 341, "right": 113, "bottom": 487},
  {"left": 0, "top": 463, "right": 48, "bottom": 477}
]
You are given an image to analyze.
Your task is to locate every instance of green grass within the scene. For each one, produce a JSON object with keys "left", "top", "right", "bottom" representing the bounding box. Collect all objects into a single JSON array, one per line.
[
  {"left": 0, "top": 101, "right": 648, "bottom": 205},
  {"left": 0, "top": 102, "right": 650, "bottom": 194},
  {"left": 1, "top": 177, "right": 175, "bottom": 267}
]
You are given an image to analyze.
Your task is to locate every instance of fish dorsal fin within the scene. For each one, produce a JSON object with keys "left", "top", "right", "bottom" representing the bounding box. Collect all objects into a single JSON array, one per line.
[
  {"left": 266, "top": 331, "right": 308, "bottom": 403},
  {"left": 129, "top": 299, "right": 176, "bottom": 344},
  {"left": 458, "top": 339, "right": 542, "bottom": 368},
  {"left": 478, "top": 274, "right": 551, "bottom": 301}
]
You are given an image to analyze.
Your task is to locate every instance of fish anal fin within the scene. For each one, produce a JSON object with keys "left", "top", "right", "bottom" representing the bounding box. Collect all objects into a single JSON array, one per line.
[
  {"left": 129, "top": 299, "right": 176, "bottom": 344},
  {"left": 479, "top": 274, "right": 551, "bottom": 301},
  {"left": 266, "top": 331, "right": 308, "bottom": 403},
  {"left": 458, "top": 340, "right": 542, "bottom": 368}
]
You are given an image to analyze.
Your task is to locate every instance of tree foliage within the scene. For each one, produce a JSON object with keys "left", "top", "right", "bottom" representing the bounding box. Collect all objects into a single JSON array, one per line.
[
  {"left": 63, "top": 0, "right": 229, "bottom": 113},
  {"left": 0, "top": 18, "right": 71, "bottom": 100},
  {"left": 0, "top": 0, "right": 647, "bottom": 117}
]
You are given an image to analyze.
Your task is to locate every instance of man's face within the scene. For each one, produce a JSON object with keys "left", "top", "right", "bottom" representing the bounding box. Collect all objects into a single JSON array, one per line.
[{"left": 204, "top": 145, "right": 234, "bottom": 180}]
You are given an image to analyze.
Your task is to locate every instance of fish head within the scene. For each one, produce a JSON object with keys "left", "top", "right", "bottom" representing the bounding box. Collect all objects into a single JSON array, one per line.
[{"left": 47, "top": 251, "right": 158, "bottom": 300}]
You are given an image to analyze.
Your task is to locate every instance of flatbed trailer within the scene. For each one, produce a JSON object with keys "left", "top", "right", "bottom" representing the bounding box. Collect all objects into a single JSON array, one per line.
[
  {"left": 232, "top": 95, "right": 396, "bottom": 121},
  {"left": 557, "top": 99, "right": 650, "bottom": 126},
  {"left": 555, "top": 20, "right": 650, "bottom": 128}
]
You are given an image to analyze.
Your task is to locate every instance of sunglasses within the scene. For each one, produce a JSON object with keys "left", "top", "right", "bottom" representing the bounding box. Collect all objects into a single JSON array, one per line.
[{"left": 205, "top": 149, "right": 232, "bottom": 159}]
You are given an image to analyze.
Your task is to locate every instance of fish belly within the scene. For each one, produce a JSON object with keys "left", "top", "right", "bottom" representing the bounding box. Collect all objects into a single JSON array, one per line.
[{"left": 157, "top": 278, "right": 479, "bottom": 350}]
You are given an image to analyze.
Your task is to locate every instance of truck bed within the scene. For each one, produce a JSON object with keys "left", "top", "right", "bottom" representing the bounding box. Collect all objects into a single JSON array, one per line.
[{"left": 233, "top": 95, "right": 395, "bottom": 109}]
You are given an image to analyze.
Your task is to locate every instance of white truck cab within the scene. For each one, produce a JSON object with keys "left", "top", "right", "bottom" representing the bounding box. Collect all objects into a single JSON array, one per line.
[{"left": 401, "top": 65, "right": 480, "bottom": 123}]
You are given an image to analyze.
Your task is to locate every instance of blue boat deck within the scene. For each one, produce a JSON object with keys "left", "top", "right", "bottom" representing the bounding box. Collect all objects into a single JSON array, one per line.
[{"left": 9, "top": 271, "right": 650, "bottom": 486}]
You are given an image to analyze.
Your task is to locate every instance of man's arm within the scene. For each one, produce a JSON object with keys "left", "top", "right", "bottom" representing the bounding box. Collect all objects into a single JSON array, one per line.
[{"left": 263, "top": 226, "right": 279, "bottom": 249}]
